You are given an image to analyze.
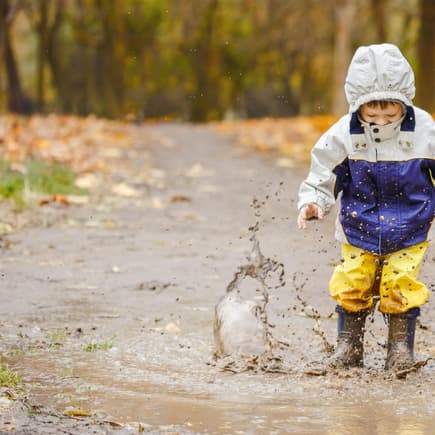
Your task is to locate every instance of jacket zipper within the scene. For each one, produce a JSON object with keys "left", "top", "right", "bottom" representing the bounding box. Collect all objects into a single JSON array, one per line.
[{"left": 375, "top": 147, "right": 382, "bottom": 255}]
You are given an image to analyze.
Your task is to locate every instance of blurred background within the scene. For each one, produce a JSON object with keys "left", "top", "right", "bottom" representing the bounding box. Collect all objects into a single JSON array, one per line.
[{"left": 1, "top": 0, "right": 434, "bottom": 122}]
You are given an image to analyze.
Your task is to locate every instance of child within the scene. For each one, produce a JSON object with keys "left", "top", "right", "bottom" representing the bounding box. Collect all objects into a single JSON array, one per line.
[{"left": 297, "top": 43, "right": 435, "bottom": 371}]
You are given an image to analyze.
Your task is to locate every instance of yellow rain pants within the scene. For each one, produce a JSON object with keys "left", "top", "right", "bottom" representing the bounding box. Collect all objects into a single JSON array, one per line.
[{"left": 329, "top": 241, "right": 429, "bottom": 314}]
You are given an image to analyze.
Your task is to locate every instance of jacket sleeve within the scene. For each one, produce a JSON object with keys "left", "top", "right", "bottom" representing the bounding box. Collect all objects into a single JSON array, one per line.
[
  {"left": 429, "top": 116, "right": 435, "bottom": 182},
  {"left": 297, "top": 119, "right": 349, "bottom": 213},
  {"left": 429, "top": 115, "right": 435, "bottom": 168},
  {"left": 422, "top": 111, "right": 435, "bottom": 178}
]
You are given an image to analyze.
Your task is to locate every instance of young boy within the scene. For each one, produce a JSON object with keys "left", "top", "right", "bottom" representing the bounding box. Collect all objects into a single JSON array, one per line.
[{"left": 297, "top": 43, "right": 435, "bottom": 371}]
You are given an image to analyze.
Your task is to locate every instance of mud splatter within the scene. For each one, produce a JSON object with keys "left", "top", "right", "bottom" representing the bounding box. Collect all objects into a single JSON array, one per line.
[
  {"left": 394, "top": 358, "right": 432, "bottom": 379},
  {"left": 290, "top": 272, "right": 334, "bottom": 354},
  {"left": 214, "top": 183, "right": 331, "bottom": 373},
  {"left": 213, "top": 233, "right": 288, "bottom": 373}
]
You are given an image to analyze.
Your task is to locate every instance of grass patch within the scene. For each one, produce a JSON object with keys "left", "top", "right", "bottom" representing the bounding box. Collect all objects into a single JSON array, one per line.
[
  {"left": 47, "top": 329, "right": 68, "bottom": 349},
  {"left": 25, "top": 160, "right": 85, "bottom": 196},
  {"left": 0, "top": 162, "right": 24, "bottom": 206},
  {"left": 0, "top": 361, "right": 22, "bottom": 389},
  {"left": 84, "top": 337, "right": 115, "bottom": 352},
  {"left": 0, "top": 159, "right": 87, "bottom": 208}
]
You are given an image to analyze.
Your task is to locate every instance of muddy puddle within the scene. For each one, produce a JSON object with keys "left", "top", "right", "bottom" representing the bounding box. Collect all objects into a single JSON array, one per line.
[
  {"left": 7, "top": 347, "right": 435, "bottom": 434},
  {"left": 3, "top": 227, "right": 435, "bottom": 434},
  {"left": 1, "top": 124, "right": 435, "bottom": 433}
]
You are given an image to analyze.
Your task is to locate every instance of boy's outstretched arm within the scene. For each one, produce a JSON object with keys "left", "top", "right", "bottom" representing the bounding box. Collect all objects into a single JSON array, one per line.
[{"left": 297, "top": 203, "right": 324, "bottom": 229}]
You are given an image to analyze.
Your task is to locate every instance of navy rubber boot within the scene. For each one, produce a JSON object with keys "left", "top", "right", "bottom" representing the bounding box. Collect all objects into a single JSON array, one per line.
[
  {"left": 385, "top": 307, "right": 419, "bottom": 371},
  {"left": 326, "top": 305, "right": 367, "bottom": 368}
]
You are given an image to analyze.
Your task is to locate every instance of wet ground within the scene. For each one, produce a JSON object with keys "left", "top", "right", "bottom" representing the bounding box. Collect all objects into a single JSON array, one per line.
[{"left": 0, "top": 123, "right": 434, "bottom": 434}]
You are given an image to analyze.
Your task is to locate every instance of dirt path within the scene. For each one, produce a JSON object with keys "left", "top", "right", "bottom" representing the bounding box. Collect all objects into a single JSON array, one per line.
[{"left": 1, "top": 123, "right": 434, "bottom": 434}]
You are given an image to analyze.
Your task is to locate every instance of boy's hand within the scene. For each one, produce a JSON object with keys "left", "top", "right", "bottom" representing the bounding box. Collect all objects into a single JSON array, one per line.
[{"left": 297, "top": 203, "right": 324, "bottom": 229}]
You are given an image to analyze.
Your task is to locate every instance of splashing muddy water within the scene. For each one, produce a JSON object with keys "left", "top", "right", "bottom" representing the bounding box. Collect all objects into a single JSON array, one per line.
[{"left": 213, "top": 233, "right": 289, "bottom": 373}]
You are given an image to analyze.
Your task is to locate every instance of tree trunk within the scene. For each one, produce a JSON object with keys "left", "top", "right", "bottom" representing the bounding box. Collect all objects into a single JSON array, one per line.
[
  {"left": 331, "top": 0, "right": 356, "bottom": 115},
  {"left": 189, "top": 0, "right": 221, "bottom": 122},
  {"left": 370, "top": 0, "right": 387, "bottom": 42},
  {"left": 416, "top": 0, "right": 435, "bottom": 112},
  {"left": 45, "top": 0, "right": 66, "bottom": 111},
  {"left": 94, "top": 0, "right": 125, "bottom": 117},
  {"left": 36, "top": 0, "right": 48, "bottom": 111},
  {"left": 0, "top": 0, "right": 30, "bottom": 113}
]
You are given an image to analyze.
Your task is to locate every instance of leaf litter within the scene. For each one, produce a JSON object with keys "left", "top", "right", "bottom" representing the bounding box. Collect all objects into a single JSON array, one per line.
[{"left": 0, "top": 114, "right": 175, "bottom": 235}]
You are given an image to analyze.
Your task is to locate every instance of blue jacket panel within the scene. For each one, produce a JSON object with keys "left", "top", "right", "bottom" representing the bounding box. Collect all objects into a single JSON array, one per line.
[{"left": 334, "top": 158, "right": 434, "bottom": 254}]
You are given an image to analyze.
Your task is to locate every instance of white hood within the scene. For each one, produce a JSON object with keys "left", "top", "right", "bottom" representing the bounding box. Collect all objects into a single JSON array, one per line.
[{"left": 344, "top": 43, "right": 415, "bottom": 113}]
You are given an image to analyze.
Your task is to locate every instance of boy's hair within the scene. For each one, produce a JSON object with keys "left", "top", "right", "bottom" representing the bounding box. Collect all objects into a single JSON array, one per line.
[{"left": 365, "top": 100, "right": 402, "bottom": 109}]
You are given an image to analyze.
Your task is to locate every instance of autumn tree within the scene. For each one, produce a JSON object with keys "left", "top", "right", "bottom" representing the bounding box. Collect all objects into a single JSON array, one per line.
[
  {"left": 0, "top": 0, "right": 32, "bottom": 113},
  {"left": 1, "top": 0, "right": 433, "bottom": 119},
  {"left": 416, "top": 0, "right": 435, "bottom": 111},
  {"left": 370, "top": 0, "right": 387, "bottom": 42},
  {"left": 331, "top": 0, "right": 356, "bottom": 115}
]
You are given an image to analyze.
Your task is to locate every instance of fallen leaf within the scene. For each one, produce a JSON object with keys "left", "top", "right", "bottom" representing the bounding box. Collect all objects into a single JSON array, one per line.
[
  {"left": 39, "top": 195, "right": 70, "bottom": 206},
  {"left": 101, "top": 147, "right": 122, "bottom": 158},
  {"left": 111, "top": 183, "right": 141, "bottom": 197},
  {"left": 104, "top": 219, "right": 118, "bottom": 229},
  {"left": 0, "top": 425, "right": 16, "bottom": 431},
  {"left": 185, "top": 163, "right": 214, "bottom": 178},
  {"left": 171, "top": 211, "right": 206, "bottom": 221},
  {"left": 145, "top": 197, "right": 165, "bottom": 209},
  {"left": 64, "top": 409, "right": 92, "bottom": 417},
  {"left": 170, "top": 195, "right": 191, "bottom": 203},
  {"left": 276, "top": 157, "right": 296, "bottom": 168},
  {"left": 105, "top": 419, "right": 124, "bottom": 427},
  {"left": 75, "top": 174, "right": 99, "bottom": 189},
  {"left": 0, "top": 223, "right": 13, "bottom": 235},
  {"left": 164, "top": 322, "right": 181, "bottom": 333}
]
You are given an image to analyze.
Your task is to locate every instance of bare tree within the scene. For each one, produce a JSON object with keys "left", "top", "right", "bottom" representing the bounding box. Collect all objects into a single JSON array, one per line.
[
  {"left": 187, "top": 0, "right": 221, "bottom": 121},
  {"left": 331, "top": 0, "right": 356, "bottom": 115},
  {"left": 416, "top": 0, "right": 435, "bottom": 111},
  {"left": 370, "top": 0, "right": 387, "bottom": 42},
  {"left": 0, "top": 0, "right": 32, "bottom": 113}
]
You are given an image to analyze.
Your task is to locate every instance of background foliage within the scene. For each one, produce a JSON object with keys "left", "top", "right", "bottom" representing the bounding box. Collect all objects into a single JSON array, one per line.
[{"left": 1, "top": 0, "right": 434, "bottom": 121}]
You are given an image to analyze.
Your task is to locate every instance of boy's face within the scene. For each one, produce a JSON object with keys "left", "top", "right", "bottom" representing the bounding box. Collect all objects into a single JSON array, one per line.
[{"left": 359, "top": 103, "right": 403, "bottom": 125}]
